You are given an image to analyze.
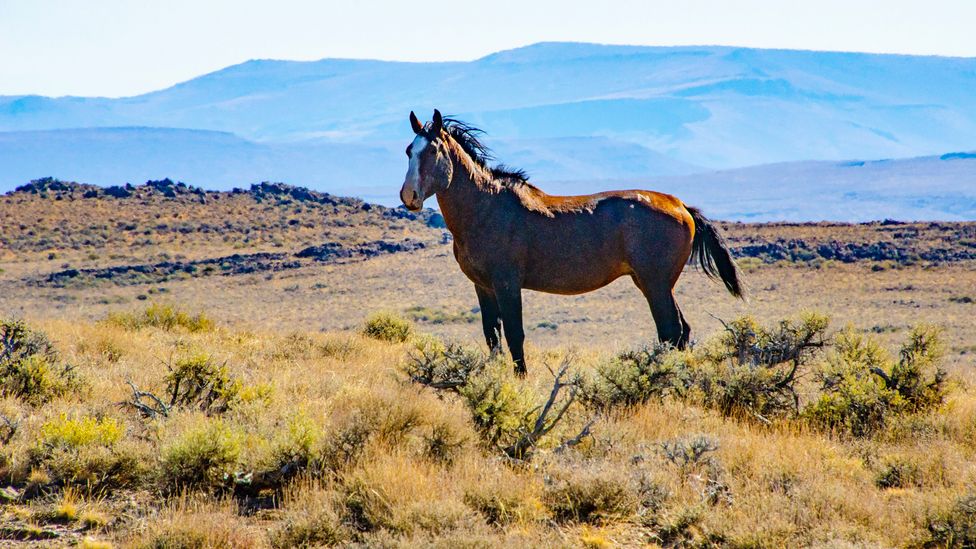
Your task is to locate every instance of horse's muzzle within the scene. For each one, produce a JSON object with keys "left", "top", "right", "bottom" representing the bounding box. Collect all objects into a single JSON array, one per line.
[{"left": 400, "top": 186, "right": 423, "bottom": 211}]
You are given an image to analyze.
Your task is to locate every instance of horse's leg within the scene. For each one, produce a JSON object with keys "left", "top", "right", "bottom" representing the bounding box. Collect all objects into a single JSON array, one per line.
[
  {"left": 492, "top": 277, "right": 527, "bottom": 376},
  {"left": 474, "top": 284, "right": 502, "bottom": 353},
  {"left": 632, "top": 275, "right": 684, "bottom": 348}
]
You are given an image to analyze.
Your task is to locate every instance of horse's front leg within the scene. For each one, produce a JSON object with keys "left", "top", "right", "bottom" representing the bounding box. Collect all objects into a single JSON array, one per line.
[
  {"left": 492, "top": 276, "right": 526, "bottom": 376},
  {"left": 474, "top": 284, "right": 501, "bottom": 354}
]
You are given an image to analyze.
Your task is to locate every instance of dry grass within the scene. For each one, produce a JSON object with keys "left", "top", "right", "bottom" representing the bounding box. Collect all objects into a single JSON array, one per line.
[
  {"left": 1, "top": 185, "right": 975, "bottom": 546},
  {"left": 0, "top": 307, "right": 973, "bottom": 547}
]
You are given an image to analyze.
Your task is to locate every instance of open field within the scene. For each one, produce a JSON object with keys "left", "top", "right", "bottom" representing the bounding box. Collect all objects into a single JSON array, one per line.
[{"left": 1, "top": 181, "right": 976, "bottom": 547}]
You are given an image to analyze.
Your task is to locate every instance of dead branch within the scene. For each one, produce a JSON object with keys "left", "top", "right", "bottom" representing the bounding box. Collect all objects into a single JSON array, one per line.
[
  {"left": 120, "top": 380, "right": 170, "bottom": 419},
  {"left": 555, "top": 419, "right": 595, "bottom": 453},
  {"left": 504, "top": 359, "right": 578, "bottom": 460}
]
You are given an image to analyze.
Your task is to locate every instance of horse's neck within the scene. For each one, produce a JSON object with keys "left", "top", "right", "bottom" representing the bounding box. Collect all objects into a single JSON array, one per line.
[{"left": 435, "top": 150, "right": 499, "bottom": 240}]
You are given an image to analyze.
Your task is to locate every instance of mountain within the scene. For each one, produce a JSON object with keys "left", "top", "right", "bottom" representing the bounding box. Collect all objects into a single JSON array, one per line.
[
  {"left": 542, "top": 152, "right": 976, "bottom": 222},
  {"left": 0, "top": 42, "right": 974, "bottom": 218}
]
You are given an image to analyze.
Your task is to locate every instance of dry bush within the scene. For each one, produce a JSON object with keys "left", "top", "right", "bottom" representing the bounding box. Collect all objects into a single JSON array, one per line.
[
  {"left": 133, "top": 497, "right": 260, "bottom": 549},
  {"left": 107, "top": 303, "right": 214, "bottom": 333},
  {"left": 270, "top": 483, "right": 348, "bottom": 548},
  {"left": 1, "top": 319, "right": 80, "bottom": 404},
  {"left": 542, "top": 461, "right": 645, "bottom": 524},
  {"left": 463, "top": 476, "right": 548, "bottom": 526},
  {"left": 360, "top": 312, "right": 413, "bottom": 343}
]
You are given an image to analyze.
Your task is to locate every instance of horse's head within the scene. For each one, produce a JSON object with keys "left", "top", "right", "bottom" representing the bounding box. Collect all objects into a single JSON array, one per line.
[{"left": 400, "top": 109, "right": 453, "bottom": 211}]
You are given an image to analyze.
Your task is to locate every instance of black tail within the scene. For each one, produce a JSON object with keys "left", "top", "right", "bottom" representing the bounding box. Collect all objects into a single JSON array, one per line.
[{"left": 687, "top": 206, "right": 744, "bottom": 298}]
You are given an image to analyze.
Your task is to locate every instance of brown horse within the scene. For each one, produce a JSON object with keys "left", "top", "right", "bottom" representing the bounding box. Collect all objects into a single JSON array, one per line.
[{"left": 400, "top": 110, "right": 743, "bottom": 375}]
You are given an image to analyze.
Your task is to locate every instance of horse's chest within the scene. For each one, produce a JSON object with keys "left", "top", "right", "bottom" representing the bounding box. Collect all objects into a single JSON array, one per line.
[{"left": 452, "top": 239, "right": 495, "bottom": 286}]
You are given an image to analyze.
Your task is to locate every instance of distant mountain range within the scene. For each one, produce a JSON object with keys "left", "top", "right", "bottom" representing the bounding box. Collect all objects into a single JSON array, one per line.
[{"left": 1, "top": 42, "right": 974, "bottom": 220}]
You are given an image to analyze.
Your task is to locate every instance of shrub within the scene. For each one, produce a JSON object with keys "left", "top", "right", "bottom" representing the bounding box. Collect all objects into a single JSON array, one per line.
[
  {"left": 422, "top": 423, "right": 466, "bottom": 465},
  {"left": 1, "top": 319, "right": 79, "bottom": 404},
  {"left": 405, "top": 339, "right": 489, "bottom": 391},
  {"left": 804, "top": 326, "right": 947, "bottom": 437},
  {"left": 695, "top": 314, "right": 828, "bottom": 420},
  {"left": 107, "top": 303, "right": 214, "bottom": 333},
  {"left": 404, "top": 305, "right": 478, "bottom": 324},
  {"left": 463, "top": 486, "right": 547, "bottom": 526},
  {"left": 543, "top": 465, "right": 638, "bottom": 524},
  {"left": 580, "top": 344, "right": 689, "bottom": 412},
  {"left": 28, "top": 414, "right": 145, "bottom": 490},
  {"left": 165, "top": 354, "right": 241, "bottom": 415},
  {"left": 875, "top": 457, "right": 921, "bottom": 489},
  {"left": 458, "top": 371, "right": 534, "bottom": 450},
  {"left": 161, "top": 419, "right": 242, "bottom": 492},
  {"left": 39, "top": 415, "right": 123, "bottom": 448},
  {"left": 583, "top": 314, "right": 829, "bottom": 422},
  {"left": 361, "top": 312, "right": 413, "bottom": 343},
  {"left": 271, "top": 493, "right": 348, "bottom": 548},
  {"left": 924, "top": 492, "right": 976, "bottom": 548}
]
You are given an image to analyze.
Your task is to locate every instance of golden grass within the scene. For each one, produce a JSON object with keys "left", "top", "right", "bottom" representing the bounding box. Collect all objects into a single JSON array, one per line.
[{"left": 0, "top": 309, "right": 973, "bottom": 547}]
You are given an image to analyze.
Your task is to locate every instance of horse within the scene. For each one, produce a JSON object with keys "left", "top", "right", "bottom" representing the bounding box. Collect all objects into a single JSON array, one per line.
[{"left": 400, "top": 109, "right": 743, "bottom": 375}]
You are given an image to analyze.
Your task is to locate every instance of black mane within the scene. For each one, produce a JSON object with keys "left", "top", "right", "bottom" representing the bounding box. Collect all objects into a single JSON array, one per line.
[{"left": 430, "top": 118, "right": 530, "bottom": 184}]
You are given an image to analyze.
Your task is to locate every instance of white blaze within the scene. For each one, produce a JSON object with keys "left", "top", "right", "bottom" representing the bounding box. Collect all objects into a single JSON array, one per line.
[{"left": 404, "top": 135, "right": 429, "bottom": 190}]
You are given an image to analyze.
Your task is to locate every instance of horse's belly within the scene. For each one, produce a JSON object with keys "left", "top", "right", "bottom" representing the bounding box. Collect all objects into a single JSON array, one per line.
[{"left": 522, "top": 264, "right": 629, "bottom": 295}]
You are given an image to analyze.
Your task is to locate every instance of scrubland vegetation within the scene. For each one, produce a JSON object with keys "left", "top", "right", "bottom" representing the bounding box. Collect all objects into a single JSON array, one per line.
[{"left": 1, "top": 304, "right": 974, "bottom": 547}]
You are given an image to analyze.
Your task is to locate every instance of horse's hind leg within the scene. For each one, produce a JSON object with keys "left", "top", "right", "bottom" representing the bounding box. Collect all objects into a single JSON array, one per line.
[{"left": 632, "top": 275, "right": 685, "bottom": 348}]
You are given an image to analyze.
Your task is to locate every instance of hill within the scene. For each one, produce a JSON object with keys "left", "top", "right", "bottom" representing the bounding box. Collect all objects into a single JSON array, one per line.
[{"left": 1, "top": 42, "right": 975, "bottom": 219}]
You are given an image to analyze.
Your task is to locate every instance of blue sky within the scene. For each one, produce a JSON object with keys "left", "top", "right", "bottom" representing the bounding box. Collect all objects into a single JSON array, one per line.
[{"left": 2, "top": 0, "right": 975, "bottom": 97}]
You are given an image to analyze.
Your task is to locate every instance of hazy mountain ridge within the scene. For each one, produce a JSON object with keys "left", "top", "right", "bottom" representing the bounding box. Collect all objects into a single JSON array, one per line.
[{"left": 0, "top": 42, "right": 974, "bottom": 220}]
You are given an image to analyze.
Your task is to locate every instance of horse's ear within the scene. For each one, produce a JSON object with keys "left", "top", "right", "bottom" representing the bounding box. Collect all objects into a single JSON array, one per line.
[
  {"left": 430, "top": 109, "right": 443, "bottom": 136},
  {"left": 409, "top": 111, "right": 423, "bottom": 135}
]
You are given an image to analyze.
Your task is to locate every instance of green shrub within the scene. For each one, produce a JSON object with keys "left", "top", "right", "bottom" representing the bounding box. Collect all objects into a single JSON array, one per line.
[
  {"left": 405, "top": 339, "right": 489, "bottom": 391},
  {"left": 924, "top": 492, "right": 976, "bottom": 547},
  {"left": 361, "top": 312, "right": 413, "bottom": 343},
  {"left": 107, "top": 303, "right": 214, "bottom": 333},
  {"left": 583, "top": 314, "right": 829, "bottom": 422},
  {"left": 404, "top": 305, "right": 478, "bottom": 325},
  {"left": 39, "top": 415, "right": 123, "bottom": 448},
  {"left": 1, "top": 320, "right": 79, "bottom": 404},
  {"left": 458, "top": 371, "right": 534, "bottom": 450},
  {"left": 804, "top": 326, "right": 947, "bottom": 437},
  {"left": 28, "top": 414, "right": 146, "bottom": 490},
  {"left": 580, "top": 344, "right": 690, "bottom": 412},
  {"left": 161, "top": 419, "right": 242, "bottom": 492},
  {"left": 165, "top": 354, "right": 241, "bottom": 415}
]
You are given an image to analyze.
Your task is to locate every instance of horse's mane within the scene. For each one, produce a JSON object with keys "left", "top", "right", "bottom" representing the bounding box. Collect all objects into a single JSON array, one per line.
[
  {"left": 429, "top": 117, "right": 564, "bottom": 215},
  {"left": 431, "top": 118, "right": 531, "bottom": 186}
]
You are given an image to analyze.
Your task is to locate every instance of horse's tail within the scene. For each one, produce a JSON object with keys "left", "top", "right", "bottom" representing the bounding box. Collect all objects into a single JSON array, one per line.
[{"left": 686, "top": 206, "right": 744, "bottom": 298}]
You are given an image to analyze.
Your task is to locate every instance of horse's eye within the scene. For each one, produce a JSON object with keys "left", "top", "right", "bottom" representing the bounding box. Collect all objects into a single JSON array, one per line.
[{"left": 405, "top": 145, "right": 412, "bottom": 157}]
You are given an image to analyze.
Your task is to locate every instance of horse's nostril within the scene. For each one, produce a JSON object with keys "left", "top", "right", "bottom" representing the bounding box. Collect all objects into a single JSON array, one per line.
[{"left": 411, "top": 190, "right": 419, "bottom": 202}]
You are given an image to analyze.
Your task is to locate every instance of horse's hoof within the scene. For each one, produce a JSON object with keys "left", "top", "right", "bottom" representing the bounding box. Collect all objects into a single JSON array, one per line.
[{"left": 514, "top": 365, "right": 527, "bottom": 377}]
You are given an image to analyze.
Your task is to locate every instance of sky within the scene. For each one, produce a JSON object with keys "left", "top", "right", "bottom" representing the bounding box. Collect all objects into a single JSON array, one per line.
[{"left": 2, "top": 0, "right": 975, "bottom": 98}]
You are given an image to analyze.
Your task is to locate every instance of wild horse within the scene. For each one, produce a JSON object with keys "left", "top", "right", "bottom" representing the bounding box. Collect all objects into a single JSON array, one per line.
[{"left": 400, "top": 110, "right": 743, "bottom": 375}]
